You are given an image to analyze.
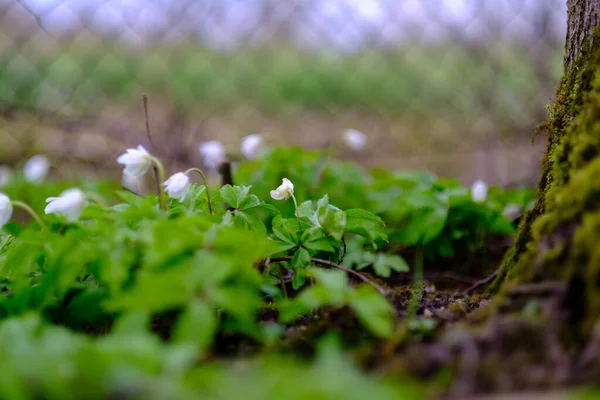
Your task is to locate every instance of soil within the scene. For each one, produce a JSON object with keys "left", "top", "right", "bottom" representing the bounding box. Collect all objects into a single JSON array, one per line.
[{"left": 229, "top": 234, "right": 598, "bottom": 399}]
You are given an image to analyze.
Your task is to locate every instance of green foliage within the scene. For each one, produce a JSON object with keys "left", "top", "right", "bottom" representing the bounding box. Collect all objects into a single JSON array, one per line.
[
  {"left": 238, "top": 147, "right": 535, "bottom": 262},
  {"left": 0, "top": 145, "right": 535, "bottom": 398},
  {"left": 0, "top": 45, "right": 560, "bottom": 130},
  {"left": 343, "top": 239, "right": 410, "bottom": 278},
  {"left": 279, "top": 269, "right": 395, "bottom": 338},
  {"left": 0, "top": 315, "right": 421, "bottom": 399}
]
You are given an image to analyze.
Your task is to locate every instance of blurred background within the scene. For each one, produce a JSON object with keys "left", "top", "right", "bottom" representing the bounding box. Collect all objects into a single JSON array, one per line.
[{"left": 0, "top": 0, "right": 565, "bottom": 185}]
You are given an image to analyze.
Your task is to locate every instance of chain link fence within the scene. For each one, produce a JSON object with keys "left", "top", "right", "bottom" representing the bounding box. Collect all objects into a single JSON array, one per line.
[{"left": 0, "top": 0, "right": 566, "bottom": 185}]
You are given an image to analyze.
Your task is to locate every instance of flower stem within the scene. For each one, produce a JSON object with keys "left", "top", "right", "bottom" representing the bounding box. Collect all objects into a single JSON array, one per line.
[
  {"left": 260, "top": 256, "right": 386, "bottom": 295},
  {"left": 277, "top": 264, "right": 288, "bottom": 299},
  {"left": 185, "top": 168, "right": 213, "bottom": 215},
  {"left": 149, "top": 156, "right": 166, "bottom": 210},
  {"left": 408, "top": 246, "right": 424, "bottom": 319},
  {"left": 290, "top": 193, "right": 301, "bottom": 230},
  {"left": 11, "top": 201, "right": 47, "bottom": 230}
]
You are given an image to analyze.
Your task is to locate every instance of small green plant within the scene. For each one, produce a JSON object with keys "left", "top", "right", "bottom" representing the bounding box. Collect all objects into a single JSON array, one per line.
[{"left": 0, "top": 143, "right": 534, "bottom": 398}]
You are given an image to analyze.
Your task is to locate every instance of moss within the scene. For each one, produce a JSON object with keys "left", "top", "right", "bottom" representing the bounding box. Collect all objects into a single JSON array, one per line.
[{"left": 490, "top": 28, "right": 600, "bottom": 339}]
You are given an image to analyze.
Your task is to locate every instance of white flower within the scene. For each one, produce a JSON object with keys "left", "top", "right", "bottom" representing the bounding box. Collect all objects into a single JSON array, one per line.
[
  {"left": 270, "top": 178, "right": 294, "bottom": 200},
  {"left": 199, "top": 141, "right": 225, "bottom": 169},
  {"left": 0, "top": 193, "right": 13, "bottom": 227},
  {"left": 471, "top": 180, "right": 488, "bottom": 203},
  {"left": 45, "top": 188, "right": 86, "bottom": 222},
  {"left": 23, "top": 155, "right": 50, "bottom": 183},
  {"left": 343, "top": 129, "right": 367, "bottom": 152},
  {"left": 117, "top": 145, "right": 152, "bottom": 176},
  {"left": 163, "top": 172, "right": 191, "bottom": 201},
  {"left": 0, "top": 166, "right": 13, "bottom": 186},
  {"left": 121, "top": 173, "right": 146, "bottom": 194},
  {"left": 502, "top": 203, "right": 522, "bottom": 220},
  {"left": 241, "top": 134, "right": 263, "bottom": 160}
]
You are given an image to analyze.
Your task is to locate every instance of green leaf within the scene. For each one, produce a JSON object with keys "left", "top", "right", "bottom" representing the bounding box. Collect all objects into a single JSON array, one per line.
[
  {"left": 249, "top": 203, "right": 280, "bottom": 215},
  {"left": 219, "top": 185, "right": 238, "bottom": 208},
  {"left": 297, "top": 200, "right": 315, "bottom": 218},
  {"left": 301, "top": 227, "right": 337, "bottom": 253},
  {"left": 105, "top": 267, "right": 193, "bottom": 312},
  {"left": 308, "top": 268, "right": 347, "bottom": 304},
  {"left": 184, "top": 185, "right": 207, "bottom": 207},
  {"left": 372, "top": 253, "right": 410, "bottom": 278},
  {"left": 233, "top": 185, "right": 252, "bottom": 207},
  {"left": 272, "top": 215, "right": 299, "bottom": 245},
  {"left": 318, "top": 206, "right": 346, "bottom": 242},
  {"left": 112, "top": 311, "right": 151, "bottom": 335},
  {"left": 344, "top": 209, "right": 387, "bottom": 247},
  {"left": 316, "top": 195, "right": 330, "bottom": 211},
  {"left": 292, "top": 267, "right": 306, "bottom": 290},
  {"left": 349, "top": 285, "right": 394, "bottom": 338},
  {"left": 210, "top": 285, "right": 262, "bottom": 325},
  {"left": 297, "top": 199, "right": 322, "bottom": 227},
  {"left": 345, "top": 209, "right": 385, "bottom": 233},
  {"left": 221, "top": 210, "right": 234, "bottom": 226},
  {"left": 487, "top": 214, "right": 516, "bottom": 235},
  {"left": 219, "top": 184, "right": 252, "bottom": 209},
  {"left": 291, "top": 248, "right": 311, "bottom": 290},
  {"left": 172, "top": 300, "right": 217, "bottom": 353},
  {"left": 234, "top": 211, "right": 267, "bottom": 235},
  {"left": 237, "top": 192, "right": 260, "bottom": 210},
  {"left": 266, "top": 239, "right": 297, "bottom": 255},
  {"left": 395, "top": 205, "right": 448, "bottom": 246},
  {"left": 304, "top": 237, "right": 337, "bottom": 253}
]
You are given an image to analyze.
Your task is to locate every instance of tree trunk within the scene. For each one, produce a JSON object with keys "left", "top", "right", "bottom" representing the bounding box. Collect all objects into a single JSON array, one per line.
[
  {"left": 564, "top": 0, "right": 600, "bottom": 71},
  {"left": 492, "top": 0, "right": 600, "bottom": 342}
]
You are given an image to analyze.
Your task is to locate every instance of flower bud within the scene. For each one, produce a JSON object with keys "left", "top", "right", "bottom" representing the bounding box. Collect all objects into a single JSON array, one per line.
[
  {"left": 270, "top": 178, "right": 294, "bottom": 200},
  {"left": 45, "top": 188, "right": 86, "bottom": 222},
  {"left": 24, "top": 155, "right": 50, "bottom": 183},
  {"left": 343, "top": 129, "right": 367, "bottom": 152},
  {"left": 199, "top": 141, "right": 225, "bottom": 170},
  {"left": 163, "top": 172, "right": 191, "bottom": 201},
  {"left": 117, "top": 146, "right": 152, "bottom": 176},
  {"left": 0, "top": 193, "right": 13, "bottom": 227},
  {"left": 471, "top": 180, "right": 488, "bottom": 203},
  {"left": 241, "top": 134, "right": 263, "bottom": 160},
  {"left": 0, "top": 166, "right": 13, "bottom": 187}
]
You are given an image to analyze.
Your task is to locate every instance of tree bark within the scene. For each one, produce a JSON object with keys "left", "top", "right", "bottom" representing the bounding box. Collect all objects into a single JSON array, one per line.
[
  {"left": 493, "top": 0, "right": 600, "bottom": 343},
  {"left": 564, "top": 0, "right": 600, "bottom": 71}
]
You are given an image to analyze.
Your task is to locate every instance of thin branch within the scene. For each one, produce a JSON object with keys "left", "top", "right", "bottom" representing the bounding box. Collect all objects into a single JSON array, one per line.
[
  {"left": 263, "top": 256, "right": 386, "bottom": 295},
  {"left": 338, "top": 237, "right": 347, "bottom": 264},
  {"left": 142, "top": 95, "right": 156, "bottom": 149},
  {"left": 457, "top": 268, "right": 500, "bottom": 296},
  {"left": 424, "top": 271, "right": 479, "bottom": 285}
]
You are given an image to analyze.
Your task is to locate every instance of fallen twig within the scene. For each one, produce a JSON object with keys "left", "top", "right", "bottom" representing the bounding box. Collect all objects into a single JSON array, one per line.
[
  {"left": 260, "top": 256, "right": 386, "bottom": 295},
  {"left": 456, "top": 268, "right": 499, "bottom": 296},
  {"left": 424, "top": 271, "right": 480, "bottom": 285}
]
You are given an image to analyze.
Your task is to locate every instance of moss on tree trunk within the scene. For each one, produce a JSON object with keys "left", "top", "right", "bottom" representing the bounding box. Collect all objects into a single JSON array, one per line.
[{"left": 491, "top": 23, "right": 600, "bottom": 340}]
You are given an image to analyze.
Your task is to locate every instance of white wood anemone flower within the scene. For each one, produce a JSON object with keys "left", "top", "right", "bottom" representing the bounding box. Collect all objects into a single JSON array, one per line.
[
  {"left": 199, "top": 141, "right": 225, "bottom": 170},
  {"left": 502, "top": 203, "right": 522, "bottom": 220},
  {"left": 121, "top": 172, "right": 146, "bottom": 195},
  {"left": 270, "top": 178, "right": 294, "bottom": 201},
  {"left": 241, "top": 134, "right": 263, "bottom": 160},
  {"left": 163, "top": 172, "right": 191, "bottom": 201},
  {"left": 117, "top": 145, "right": 152, "bottom": 176},
  {"left": 45, "top": 188, "right": 87, "bottom": 222},
  {"left": 0, "top": 193, "right": 13, "bottom": 227},
  {"left": 471, "top": 180, "right": 488, "bottom": 203},
  {"left": 23, "top": 155, "right": 50, "bottom": 183},
  {"left": 343, "top": 129, "right": 367, "bottom": 152},
  {"left": 0, "top": 166, "right": 13, "bottom": 187}
]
